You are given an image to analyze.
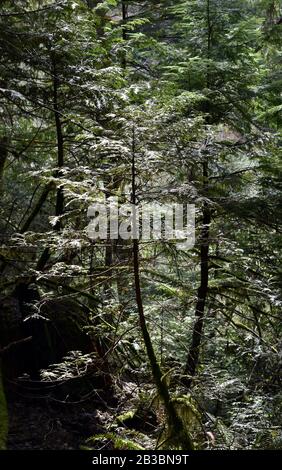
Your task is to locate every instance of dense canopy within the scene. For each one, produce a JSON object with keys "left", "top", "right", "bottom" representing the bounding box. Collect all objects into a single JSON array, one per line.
[{"left": 0, "top": 0, "right": 281, "bottom": 452}]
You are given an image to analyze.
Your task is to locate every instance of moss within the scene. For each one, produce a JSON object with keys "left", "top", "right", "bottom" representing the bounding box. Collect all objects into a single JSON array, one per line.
[
  {"left": 116, "top": 410, "right": 136, "bottom": 426},
  {"left": 0, "top": 365, "right": 8, "bottom": 450},
  {"left": 114, "top": 437, "right": 144, "bottom": 451},
  {"left": 172, "top": 396, "right": 202, "bottom": 425},
  {"left": 157, "top": 395, "right": 204, "bottom": 450},
  {"left": 87, "top": 433, "right": 145, "bottom": 450}
]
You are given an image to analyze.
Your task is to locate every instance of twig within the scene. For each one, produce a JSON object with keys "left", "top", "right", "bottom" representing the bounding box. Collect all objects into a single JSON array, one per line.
[{"left": 0, "top": 336, "right": 32, "bottom": 356}]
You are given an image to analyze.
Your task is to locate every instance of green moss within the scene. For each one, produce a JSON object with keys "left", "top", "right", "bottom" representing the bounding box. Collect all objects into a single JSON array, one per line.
[
  {"left": 0, "top": 365, "right": 8, "bottom": 450},
  {"left": 87, "top": 433, "right": 145, "bottom": 450},
  {"left": 114, "top": 437, "right": 144, "bottom": 451},
  {"left": 157, "top": 395, "right": 204, "bottom": 450},
  {"left": 172, "top": 395, "right": 202, "bottom": 425},
  {"left": 116, "top": 410, "right": 136, "bottom": 425}
]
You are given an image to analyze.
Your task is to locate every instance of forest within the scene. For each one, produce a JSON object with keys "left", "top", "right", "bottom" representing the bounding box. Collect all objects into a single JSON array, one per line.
[{"left": 0, "top": 0, "right": 281, "bottom": 453}]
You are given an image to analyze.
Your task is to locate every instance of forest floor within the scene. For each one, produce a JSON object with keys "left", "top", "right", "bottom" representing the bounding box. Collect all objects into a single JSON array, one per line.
[
  {"left": 8, "top": 400, "right": 98, "bottom": 450},
  {"left": 6, "top": 376, "right": 156, "bottom": 450},
  {"left": 7, "top": 393, "right": 106, "bottom": 450}
]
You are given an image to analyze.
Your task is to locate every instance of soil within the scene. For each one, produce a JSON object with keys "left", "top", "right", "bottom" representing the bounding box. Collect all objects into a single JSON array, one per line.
[{"left": 6, "top": 379, "right": 110, "bottom": 450}]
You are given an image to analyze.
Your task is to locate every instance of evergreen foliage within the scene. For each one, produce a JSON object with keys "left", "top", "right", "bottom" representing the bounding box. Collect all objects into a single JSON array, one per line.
[{"left": 0, "top": 0, "right": 281, "bottom": 451}]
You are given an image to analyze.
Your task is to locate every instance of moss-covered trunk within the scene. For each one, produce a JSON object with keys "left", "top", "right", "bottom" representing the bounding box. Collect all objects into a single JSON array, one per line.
[{"left": 131, "top": 130, "right": 193, "bottom": 450}]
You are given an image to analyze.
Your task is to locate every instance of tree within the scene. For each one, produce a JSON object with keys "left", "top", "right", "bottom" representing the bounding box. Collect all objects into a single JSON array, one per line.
[{"left": 0, "top": 0, "right": 281, "bottom": 452}]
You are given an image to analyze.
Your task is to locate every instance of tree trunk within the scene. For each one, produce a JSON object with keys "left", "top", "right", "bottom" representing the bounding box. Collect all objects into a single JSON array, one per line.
[
  {"left": 52, "top": 58, "right": 64, "bottom": 231},
  {"left": 121, "top": 1, "right": 128, "bottom": 68},
  {"left": 0, "top": 137, "right": 9, "bottom": 272},
  {"left": 131, "top": 128, "right": 193, "bottom": 450},
  {"left": 183, "top": 1, "right": 213, "bottom": 388},
  {"left": 183, "top": 160, "right": 211, "bottom": 388},
  {"left": 0, "top": 137, "right": 8, "bottom": 194},
  {"left": 37, "top": 57, "right": 64, "bottom": 271},
  {"left": 0, "top": 137, "right": 9, "bottom": 450}
]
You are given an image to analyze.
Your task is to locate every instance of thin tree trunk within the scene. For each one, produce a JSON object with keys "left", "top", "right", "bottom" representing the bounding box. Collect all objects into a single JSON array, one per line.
[
  {"left": 131, "top": 128, "right": 193, "bottom": 450},
  {"left": 183, "top": 0, "right": 213, "bottom": 388},
  {"left": 20, "top": 183, "right": 52, "bottom": 233},
  {"left": 0, "top": 137, "right": 8, "bottom": 194},
  {"left": 0, "top": 183, "right": 53, "bottom": 274},
  {"left": 52, "top": 58, "right": 64, "bottom": 231},
  {"left": 121, "top": 1, "right": 128, "bottom": 68},
  {"left": 0, "top": 137, "right": 9, "bottom": 272},
  {"left": 37, "top": 58, "right": 64, "bottom": 271},
  {"left": 0, "top": 137, "right": 8, "bottom": 450},
  {"left": 104, "top": 190, "right": 113, "bottom": 286},
  {"left": 183, "top": 160, "right": 210, "bottom": 387}
]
